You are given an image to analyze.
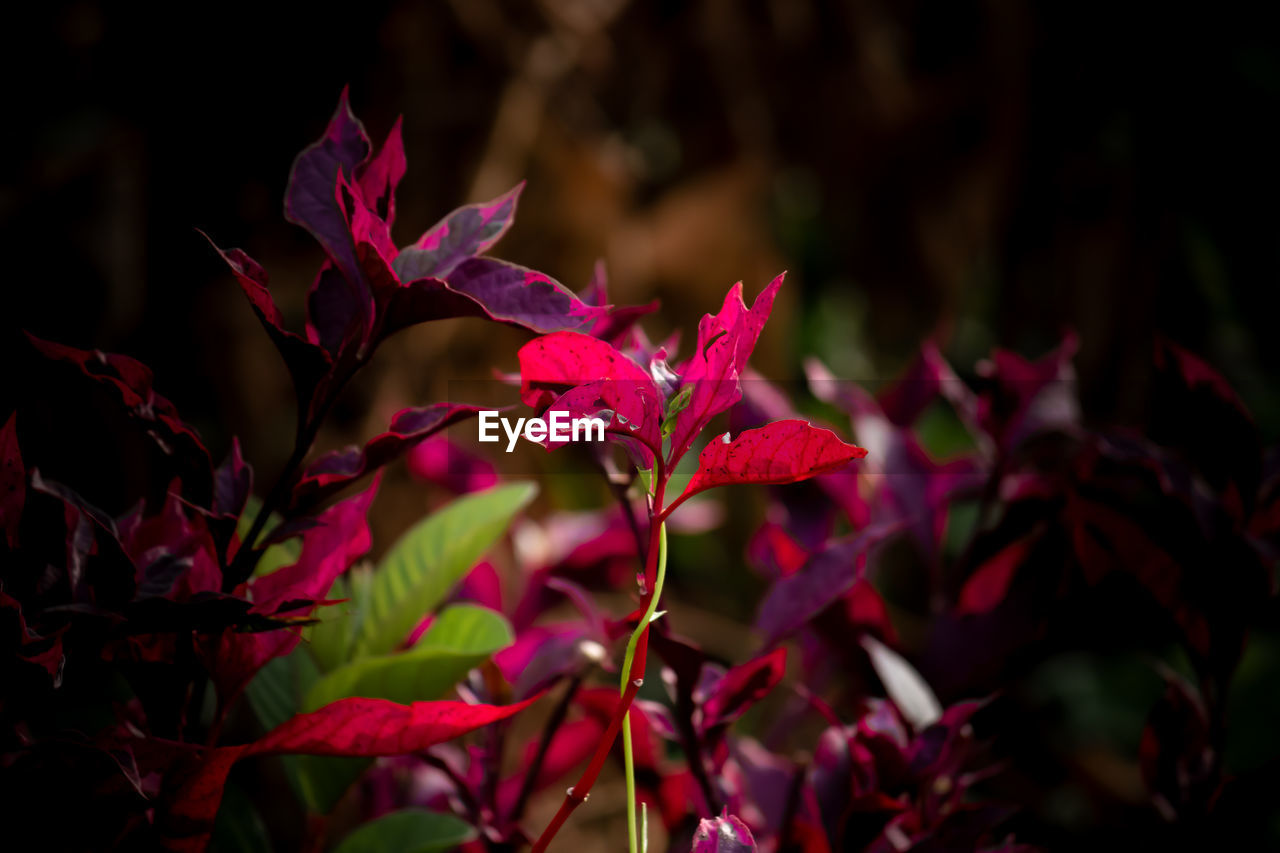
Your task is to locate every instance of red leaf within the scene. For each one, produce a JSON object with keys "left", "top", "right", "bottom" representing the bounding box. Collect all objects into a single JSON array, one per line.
[
  {"left": 518, "top": 331, "right": 664, "bottom": 463},
  {"left": 954, "top": 535, "right": 1036, "bottom": 616},
  {"left": 163, "top": 695, "right": 539, "bottom": 850},
  {"left": 201, "top": 480, "right": 377, "bottom": 705},
  {"left": 518, "top": 330, "right": 656, "bottom": 408},
  {"left": 673, "top": 420, "right": 866, "bottom": 509},
  {"left": 1, "top": 413, "right": 24, "bottom": 549},
  {"left": 700, "top": 647, "right": 787, "bottom": 733},
  {"left": 668, "top": 275, "right": 784, "bottom": 464}
]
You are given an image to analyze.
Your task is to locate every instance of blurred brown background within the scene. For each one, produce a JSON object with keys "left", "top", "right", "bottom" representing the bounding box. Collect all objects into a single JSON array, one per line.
[{"left": 5, "top": 0, "right": 1279, "bottom": 484}]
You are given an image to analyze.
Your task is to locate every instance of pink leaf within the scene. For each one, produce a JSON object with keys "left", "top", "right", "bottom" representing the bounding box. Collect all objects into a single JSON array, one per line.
[
  {"left": 356, "top": 117, "right": 406, "bottom": 225},
  {"left": 672, "top": 420, "right": 866, "bottom": 509},
  {"left": 668, "top": 275, "right": 784, "bottom": 464}
]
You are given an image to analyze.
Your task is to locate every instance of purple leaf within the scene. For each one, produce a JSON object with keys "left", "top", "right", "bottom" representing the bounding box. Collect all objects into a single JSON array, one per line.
[
  {"left": 291, "top": 403, "right": 481, "bottom": 508},
  {"left": 393, "top": 182, "right": 523, "bottom": 281},
  {"left": 755, "top": 525, "right": 899, "bottom": 645},
  {"left": 444, "top": 257, "right": 607, "bottom": 333},
  {"left": 212, "top": 437, "right": 252, "bottom": 520},
  {"left": 283, "top": 87, "right": 372, "bottom": 299}
]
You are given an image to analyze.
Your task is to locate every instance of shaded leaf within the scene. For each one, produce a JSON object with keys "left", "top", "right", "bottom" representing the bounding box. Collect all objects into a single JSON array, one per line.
[{"left": 333, "top": 808, "right": 477, "bottom": 853}]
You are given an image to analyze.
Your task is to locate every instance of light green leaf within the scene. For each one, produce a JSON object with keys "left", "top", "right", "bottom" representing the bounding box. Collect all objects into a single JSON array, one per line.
[
  {"left": 357, "top": 482, "right": 536, "bottom": 657},
  {"left": 333, "top": 809, "right": 476, "bottom": 853},
  {"left": 305, "top": 566, "right": 374, "bottom": 673},
  {"left": 304, "top": 604, "right": 513, "bottom": 711}
]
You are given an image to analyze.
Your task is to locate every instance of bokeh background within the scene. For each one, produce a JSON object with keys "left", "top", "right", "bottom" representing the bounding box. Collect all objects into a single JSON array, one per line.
[{"left": 4, "top": 0, "right": 1280, "bottom": 848}]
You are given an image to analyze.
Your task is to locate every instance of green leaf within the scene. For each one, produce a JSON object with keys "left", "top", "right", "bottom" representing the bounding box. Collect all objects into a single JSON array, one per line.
[
  {"left": 246, "top": 645, "right": 320, "bottom": 732},
  {"left": 305, "top": 566, "right": 374, "bottom": 673},
  {"left": 304, "top": 604, "right": 514, "bottom": 711},
  {"left": 357, "top": 482, "right": 536, "bottom": 657},
  {"left": 238, "top": 495, "right": 305, "bottom": 578},
  {"left": 333, "top": 809, "right": 476, "bottom": 853},
  {"left": 211, "top": 782, "right": 273, "bottom": 853}
]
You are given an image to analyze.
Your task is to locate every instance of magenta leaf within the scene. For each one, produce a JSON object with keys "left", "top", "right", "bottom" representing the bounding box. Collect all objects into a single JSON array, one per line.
[
  {"left": 518, "top": 330, "right": 655, "bottom": 408},
  {"left": 356, "top": 117, "right": 406, "bottom": 225},
  {"left": 406, "top": 435, "right": 499, "bottom": 494},
  {"left": 699, "top": 648, "right": 787, "bottom": 734},
  {"left": 518, "top": 331, "right": 664, "bottom": 464},
  {"left": 1, "top": 413, "right": 23, "bottom": 549},
  {"left": 692, "top": 811, "right": 759, "bottom": 853},
  {"left": 283, "top": 88, "right": 373, "bottom": 299},
  {"left": 392, "top": 183, "right": 523, "bottom": 282},
  {"left": 672, "top": 420, "right": 867, "bottom": 510},
  {"left": 291, "top": 403, "right": 481, "bottom": 508},
  {"left": 162, "top": 694, "right": 539, "bottom": 851},
  {"left": 668, "top": 275, "right": 784, "bottom": 464}
]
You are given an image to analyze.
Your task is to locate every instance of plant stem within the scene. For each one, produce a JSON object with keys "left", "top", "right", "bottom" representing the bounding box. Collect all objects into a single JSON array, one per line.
[
  {"left": 531, "top": 474, "right": 666, "bottom": 853},
  {"left": 622, "top": 522, "right": 667, "bottom": 853}
]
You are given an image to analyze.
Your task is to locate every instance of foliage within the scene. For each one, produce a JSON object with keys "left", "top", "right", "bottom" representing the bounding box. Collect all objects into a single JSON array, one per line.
[{"left": 3, "top": 89, "right": 1277, "bottom": 853}]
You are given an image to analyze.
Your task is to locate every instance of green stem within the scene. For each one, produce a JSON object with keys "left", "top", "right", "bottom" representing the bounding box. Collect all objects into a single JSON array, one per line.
[{"left": 621, "top": 522, "right": 667, "bottom": 853}]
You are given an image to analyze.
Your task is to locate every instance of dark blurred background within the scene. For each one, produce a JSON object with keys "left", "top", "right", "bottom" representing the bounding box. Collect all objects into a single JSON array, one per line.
[
  {"left": 5, "top": 0, "right": 1280, "bottom": 462},
  {"left": 3, "top": 1, "right": 1280, "bottom": 847}
]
